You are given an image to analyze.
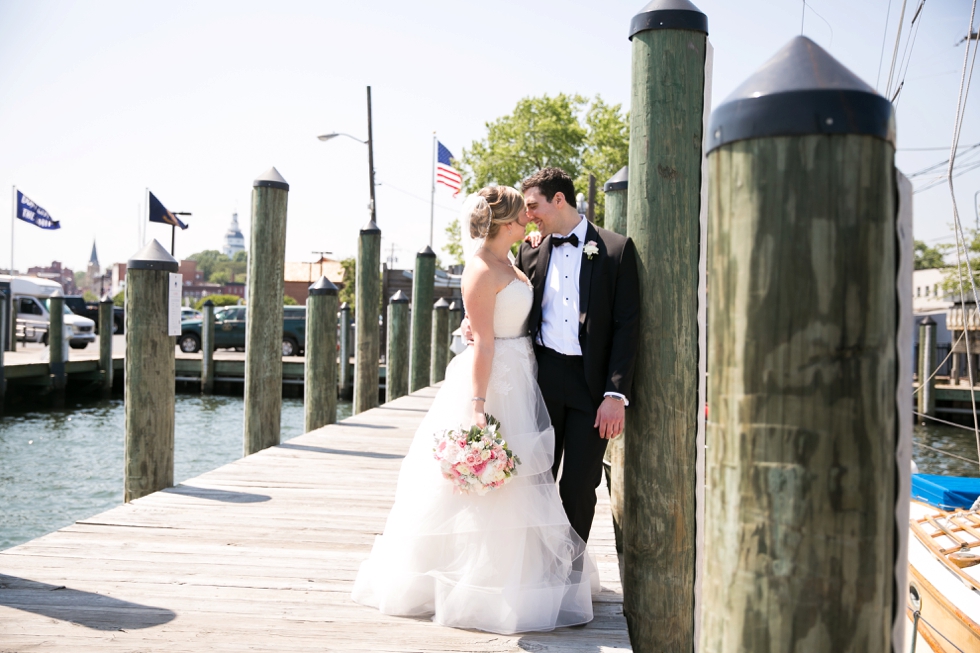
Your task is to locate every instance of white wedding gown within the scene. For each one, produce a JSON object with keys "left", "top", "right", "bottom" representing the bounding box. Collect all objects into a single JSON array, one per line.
[{"left": 351, "top": 278, "right": 597, "bottom": 634}]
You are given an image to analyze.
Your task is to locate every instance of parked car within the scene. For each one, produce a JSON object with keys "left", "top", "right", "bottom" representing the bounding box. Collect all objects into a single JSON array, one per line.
[
  {"left": 181, "top": 307, "right": 202, "bottom": 322},
  {"left": 64, "top": 295, "right": 125, "bottom": 334},
  {"left": 178, "top": 305, "right": 307, "bottom": 356},
  {"left": 0, "top": 276, "right": 97, "bottom": 349}
]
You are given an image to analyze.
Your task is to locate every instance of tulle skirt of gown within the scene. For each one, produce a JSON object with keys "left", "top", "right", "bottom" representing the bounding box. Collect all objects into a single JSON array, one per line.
[{"left": 351, "top": 336, "right": 597, "bottom": 634}]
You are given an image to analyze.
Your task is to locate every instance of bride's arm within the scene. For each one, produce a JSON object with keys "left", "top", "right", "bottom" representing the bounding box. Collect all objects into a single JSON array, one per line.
[{"left": 461, "top": 259, "right": 496, "bottom": 429}]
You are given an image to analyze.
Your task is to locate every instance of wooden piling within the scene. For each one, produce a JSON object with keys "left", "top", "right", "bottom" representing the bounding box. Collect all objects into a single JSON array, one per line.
[
  {"left": 99, "top": 295, "right": 114, "bottom": 397},
  {"left": 0, "top": 295, "right": 6, "bottom": 411},
  {"left": 409, "top": 246, "right": 436, "bottom": 393},
  {"left": 200, "top": 300, "right": 215, "bottom": 395},
  {"left": 430, "top": 298, "right": 450, "bottom": 385},
  {"left": 448, "top": 300, "right": 462, "bottom": 361},
  {"left": 124, "top": 239, "right": 178, "bottom": 502},
  {"left": 305, "top": 276, "right": 339, "bottom": 431},
  {"left": 48, "top": 292, "right": 66, "bottom": 404},
  {"left": 919, "top": 316, "right": 937, "bottom": 424},
  {"left": 386, "top": 290, "right": 410, "bottom": 402},
  {"left": 701, "top": 36, "right": 898, "bottom": 652},
  {"left": 354, "top": 220, "right": 381, "bottom": 414},
  {"left": 623, "top": 2, "right": 707, "bottom": 650},
  {"left": 602, "top": 166, "right": 629, "bottom": 565},
  {"left": 339, "top": 302, "right": 352, "bottom": 398},
  {"left": 244, "top": 167, "right": 289, "bottom": 455}
]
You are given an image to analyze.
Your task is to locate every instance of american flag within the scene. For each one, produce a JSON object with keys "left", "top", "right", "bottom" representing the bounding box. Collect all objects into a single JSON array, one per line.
[{"left": 436, "top": 141, "right": 462, "bottom": 196}]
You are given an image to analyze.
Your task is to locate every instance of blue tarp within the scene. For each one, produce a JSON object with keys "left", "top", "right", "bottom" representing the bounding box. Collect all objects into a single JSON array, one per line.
[{"left": 911, "top": 474, "right": 980, "bottom": 511}]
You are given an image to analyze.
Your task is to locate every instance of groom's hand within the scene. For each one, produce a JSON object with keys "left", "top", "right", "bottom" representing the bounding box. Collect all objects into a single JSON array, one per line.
[
  {"left": 460, "top": 317, "right": 474, "bottom": 344},
  {"left": 595, "top": 397, "right": 625, "bottom": 439}
]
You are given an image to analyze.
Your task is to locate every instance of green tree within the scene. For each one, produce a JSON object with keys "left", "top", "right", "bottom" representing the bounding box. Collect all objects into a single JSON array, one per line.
[
  {"left": 915, "top": 240, "right": 948, "bottom": 270},
  {"left": 210, "top": 269, "right": 231, "bottom": 286},
  {"left": 82, "top": 290, "right": 98, "bottom": 302},
  {"left": 74, "top": 270, "right": 88, "bottom": 291},
  {"left": 112, "top": 291, "right": 124, "bottom": 307},
  {"left": 284, "top": 295, "right": 298, "bottom": 305},
  {"left": 232, "top": 250, "right": 248, "bottom": 263},
  {"left": 339, "top": 257, "right": 356, "bottom": 310},
  {"left": 444, "top": 218, "right": 465, "bottom": 267},
  {"left": 187, "top": 249, "right": 229, "bottom": 281},
  {"left": 458, "top": 93, "right": 629, "bottom": 227},
  {"left": 193, "top": 294, "right": 241, "bottom": 310}
]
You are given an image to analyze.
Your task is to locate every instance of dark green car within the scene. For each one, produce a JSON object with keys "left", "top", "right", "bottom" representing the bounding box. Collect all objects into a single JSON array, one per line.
[{"left": 178, "top": 306, "right": 307, "bottom": 357}]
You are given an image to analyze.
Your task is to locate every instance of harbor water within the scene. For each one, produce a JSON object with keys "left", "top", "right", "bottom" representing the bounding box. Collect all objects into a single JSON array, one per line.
[{"left": 1, "top": 395, "right": 352, "bottom": 551}]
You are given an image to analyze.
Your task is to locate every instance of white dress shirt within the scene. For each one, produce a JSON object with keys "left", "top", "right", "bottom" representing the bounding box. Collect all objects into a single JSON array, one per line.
[{"left": 537, "top": 216, "right": 628, "bottom": 406}]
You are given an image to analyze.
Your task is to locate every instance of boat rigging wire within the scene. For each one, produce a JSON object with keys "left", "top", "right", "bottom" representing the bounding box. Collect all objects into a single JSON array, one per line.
[
  {"left": 877, "top": 0, "right": 895, "bottom": 91},
  {"left": 886, "top": 0, "right": 910, "bottom": 99},
  {"left": 944, "top": 0, "right": 980, "bottom": 470},
  {"left": 911, "top": 436, "right": 980, "bottom": 466},
  {"left": 891, "top": 0, "right": 927, "bottom": 106},
  {"left": 912, "top": 330, "right": 964, "bottom": 396}
]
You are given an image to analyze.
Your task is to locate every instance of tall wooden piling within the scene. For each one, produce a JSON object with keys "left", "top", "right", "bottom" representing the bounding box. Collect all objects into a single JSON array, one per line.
[
  {"left": 339, "top": 302, "right": 352, "bottom": 398},
  {"left": 99, "top": 295, "right": 114, "bottom": 397},
  {"left": 386, "top": 290, "right": 410, "bottom": 402},
  {"left": 409, "top": 246, "right": 436, "bottom": 392},
  {"left": 244, "top": 167, "right": 289, "bottom": 455},
  {"left": 701, "top": 36, "right": 898, "bottom": 652},
  {"left": 124, "top": 240, "right": 178, "bottom": 502},
  {"left": 305, "top": 276, "right": 339, "bottom": 431},
  {"left": 448, "top": 300, "right": 462, "bottom": 361},
  {"left": 623, "top": 2, "right": 707, "bottom": 650},
  {"left": 430, "top": 298, "right": 450, "bottom": 384},
  {"left": 200, "top": 300, "right": 215, "bottom": 395},
  {"left": 0, "top": 295, "right": 6, "bottom": 411},
  {"left": 918, "top": 316, "right": 937, "bottom": 424},
  {"left": 354, "top": 220, "right": 381, "bottom": 414},
  {"left": 48, "top": 292, "right": 66, "bottom": 397},
  {"left": 602, "top": 167, "right": 629, "bottom": 564}
]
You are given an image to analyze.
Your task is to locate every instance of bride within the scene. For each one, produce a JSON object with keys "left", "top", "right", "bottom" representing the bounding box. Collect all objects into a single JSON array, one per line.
[{"left": 351, "top": 185, "right": 596, "bottom": 634}]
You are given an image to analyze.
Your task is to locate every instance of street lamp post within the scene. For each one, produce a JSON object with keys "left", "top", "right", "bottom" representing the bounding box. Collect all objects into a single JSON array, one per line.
[{"left": 317, "top": 86, "right": 378, "bottom": 224}]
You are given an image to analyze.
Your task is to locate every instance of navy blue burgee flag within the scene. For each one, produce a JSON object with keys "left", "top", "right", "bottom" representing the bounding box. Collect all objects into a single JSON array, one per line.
[
  {"left": 16, "top": 191, "right": 60, "bottom": 230},
  {"left": 148, "top": 191, "right": 188, "bottom": 229}
]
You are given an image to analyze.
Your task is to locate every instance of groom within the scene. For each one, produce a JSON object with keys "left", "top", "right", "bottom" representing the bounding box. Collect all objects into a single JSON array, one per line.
[{"left": 515, "top": 168, "right": 639, "bottom": 543}]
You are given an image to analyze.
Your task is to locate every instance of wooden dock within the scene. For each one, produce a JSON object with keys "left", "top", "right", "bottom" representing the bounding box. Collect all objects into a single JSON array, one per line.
[{"left": 0, "top": 387, "right": 631, "bottom": 652}]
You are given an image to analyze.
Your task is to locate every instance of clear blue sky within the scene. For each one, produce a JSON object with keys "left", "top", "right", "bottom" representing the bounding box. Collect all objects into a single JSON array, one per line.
[{"left": 0, "top": 0, "right": 977, "bottom": 275}]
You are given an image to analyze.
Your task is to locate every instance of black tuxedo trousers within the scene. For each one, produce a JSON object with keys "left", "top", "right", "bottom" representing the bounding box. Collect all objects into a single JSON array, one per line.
[{"left": 535, "top": 346, "right": 608, "bottom": 543}]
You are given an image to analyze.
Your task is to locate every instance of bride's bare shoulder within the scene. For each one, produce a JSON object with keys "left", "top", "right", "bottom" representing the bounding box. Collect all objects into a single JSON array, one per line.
[{"left": 461, "top": 254, "right": 496, "bottom": 294}]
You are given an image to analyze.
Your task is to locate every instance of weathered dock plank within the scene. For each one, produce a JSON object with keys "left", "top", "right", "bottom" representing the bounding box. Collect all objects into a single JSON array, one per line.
[{"left": 0, "top": 387, "right": 631, "bottom": 652}]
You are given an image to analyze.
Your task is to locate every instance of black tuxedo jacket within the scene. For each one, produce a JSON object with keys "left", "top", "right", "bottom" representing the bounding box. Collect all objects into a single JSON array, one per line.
[{"left": 515, "top": 221, "right": 640, "bottom": 407}]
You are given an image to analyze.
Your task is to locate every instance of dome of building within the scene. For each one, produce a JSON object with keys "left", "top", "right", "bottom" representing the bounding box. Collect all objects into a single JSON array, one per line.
[{"left": 223, "top": 213, "right": 245, "bottom": 258}]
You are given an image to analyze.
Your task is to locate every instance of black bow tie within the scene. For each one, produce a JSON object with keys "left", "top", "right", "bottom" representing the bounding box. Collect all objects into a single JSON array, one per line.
[{"left": 550, "top": 233, "right": 579, "bottom": 248}]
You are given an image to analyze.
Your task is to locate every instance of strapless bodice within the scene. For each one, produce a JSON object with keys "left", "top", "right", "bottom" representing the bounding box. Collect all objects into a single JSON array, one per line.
[{"left": 494, "top": 278, "right": 533, "bottom": 339}]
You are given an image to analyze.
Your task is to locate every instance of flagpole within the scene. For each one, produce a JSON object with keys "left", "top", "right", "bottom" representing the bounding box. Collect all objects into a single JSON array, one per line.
[
  {"left": 429, "top": 133, "right": 436, "bottom": 247},
  {"left": 10, "top": 185, "right": 15, "bottom": 274},
  {"left": 171, "top": 225, "right": 176, "bottom": 256}
]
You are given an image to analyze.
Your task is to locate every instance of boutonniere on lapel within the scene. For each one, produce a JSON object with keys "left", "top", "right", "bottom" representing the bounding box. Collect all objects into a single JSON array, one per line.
[{"left": 583, "top": 240, "right": 599, "bottom": 260}]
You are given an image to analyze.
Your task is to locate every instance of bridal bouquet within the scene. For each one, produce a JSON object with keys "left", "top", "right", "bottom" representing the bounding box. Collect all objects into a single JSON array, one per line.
[{"left": 433, "top": 415, "right": 521, "bottom": 495}]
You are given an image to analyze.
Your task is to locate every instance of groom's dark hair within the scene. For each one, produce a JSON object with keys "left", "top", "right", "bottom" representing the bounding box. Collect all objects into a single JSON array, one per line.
[{"left": 522, "top": 168, "right": 576, "bottom": 207}]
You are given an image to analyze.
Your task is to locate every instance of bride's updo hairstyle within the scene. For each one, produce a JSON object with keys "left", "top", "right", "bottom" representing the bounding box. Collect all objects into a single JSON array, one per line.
[{"left": 468, "top": 186, "right": 524, "bottom": 240}]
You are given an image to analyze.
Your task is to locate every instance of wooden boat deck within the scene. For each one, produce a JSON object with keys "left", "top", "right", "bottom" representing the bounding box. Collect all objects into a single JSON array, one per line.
[{"left": 0, "top": 387, "right": 631, "bottom": 652}]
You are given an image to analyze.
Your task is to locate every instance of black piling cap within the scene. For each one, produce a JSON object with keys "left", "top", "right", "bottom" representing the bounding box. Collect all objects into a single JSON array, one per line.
[
  {"left": 604, "top": 166, "right": 629, "bottom": 192},
  {"left": 707, "top": 36, "right": 895, "bottom": 153},
  {"left": 309, "top": 275, "right": 338, "bottom": 296},
  {"left": 434, "top": 297, "right": 450, "bottom": 310},
  {"left": 630, "top": 0, "right": 707, "bottom": 39},
  {"left": 360, "top": 219, "right": 381, "bottom": 235},
  {"left": 203, "top": 299, "right": 215, "bottom": 307},
  {"left": 920, "top": 315, "right": 937, "bottom": 326},
  {"left": 100, "top": 294, "right": 113, "bottom": 304},
  {"left": 417, "top": 245, "right": 437, "bottom": 258},
  {"left": 253, "top": 167, "right": 289, "bottom": 191},
  {"left": 449, "top": 300, "right": 461, "bottom": 311},
  {"left": 390, "top": 290, "right": 409, "bottom": 304},
  {"left": 340, "top": 302, "right": 350, "bottom": 310},
  {"left": 128, "top": 239, "right": 179, "bottom": 272}
]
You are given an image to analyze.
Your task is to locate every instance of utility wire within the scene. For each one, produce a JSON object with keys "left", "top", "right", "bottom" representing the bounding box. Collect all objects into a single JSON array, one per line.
[
  {"left": 877, "top": 0, "right": 895, "bottom": 91},
  {"left": 886, "top": 0, "right": 910, "bottom": 98}
]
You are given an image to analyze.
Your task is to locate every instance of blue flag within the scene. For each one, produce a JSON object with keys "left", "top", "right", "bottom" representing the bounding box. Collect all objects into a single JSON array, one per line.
[
  {"left": 148, "top": 191, "right": 188, "bottom": 230},
  {"left": 16, "top": 191, "right": 60, "bottom": 230}
]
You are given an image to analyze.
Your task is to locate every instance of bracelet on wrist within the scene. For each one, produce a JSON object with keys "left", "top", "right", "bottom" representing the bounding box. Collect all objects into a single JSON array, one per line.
[{"left": 471, "top": 396, "right": 486, "bottom": 403}]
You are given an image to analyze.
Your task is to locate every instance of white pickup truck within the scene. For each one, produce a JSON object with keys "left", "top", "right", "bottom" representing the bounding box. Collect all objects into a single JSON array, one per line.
[{"left": 1, "top": 275, "right": 97, "bottom": 349}]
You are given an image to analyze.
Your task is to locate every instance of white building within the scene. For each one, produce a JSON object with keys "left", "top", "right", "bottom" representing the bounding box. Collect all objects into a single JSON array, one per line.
[
  {"left": 913, "top": 268, "right": 951, "bottom": 314},
  {"left": 222, "top": 213, "right": 245, "bottom": 258}
]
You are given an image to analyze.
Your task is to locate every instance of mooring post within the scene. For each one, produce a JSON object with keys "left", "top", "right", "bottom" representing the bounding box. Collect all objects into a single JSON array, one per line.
[
  {"left": 305, "top": 276, "right": 339, "bottom": 431},
  {"left": 354, "top": 220, "right": 381, "bottom": 414},
  {"left": 602, "top": 166, "right": 629, "bottom": 567},
  {"left": 448, "top": 300, "right": 462, "bottom": 361},
  {"left": 623, "top": 2, "right": 708, "bottom": 650},
  {"left": 338, "top": 302, "right": 352, "bottom": 398},
  {"left": 98, "top": 294, "right": 114, "bottom": 397},
  {"left": 386, "top": 290, "right": 410, "bottom": 402},
  {"left": 48, "top": 290, "right": 66, "bottom": 403},
  {"left": 409, "top": 246, "right": 436, "bottom": 392},
  {"left": 124, "top": 239, "right": 178, "bottom": 502},
  {"left": 201, "top": 300, "right": 215, "bottom": 395},
  {"left": 918, "top": 316, "right": 937, "bottom": 424},
  {"left": 430, "top": 297, "right": 450, "bottom": 384},
  {"left": 701, "top": 36, "right": 898, "bottom": 652},
  {"left": 0, "top": 295, "right": 6, "bottom": 412},
  {"left": 244, "top": 167, "right": 289, "bottom": 455},
  {"left": 951, "top": 349, "right": 961, "bottom": 385}
]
